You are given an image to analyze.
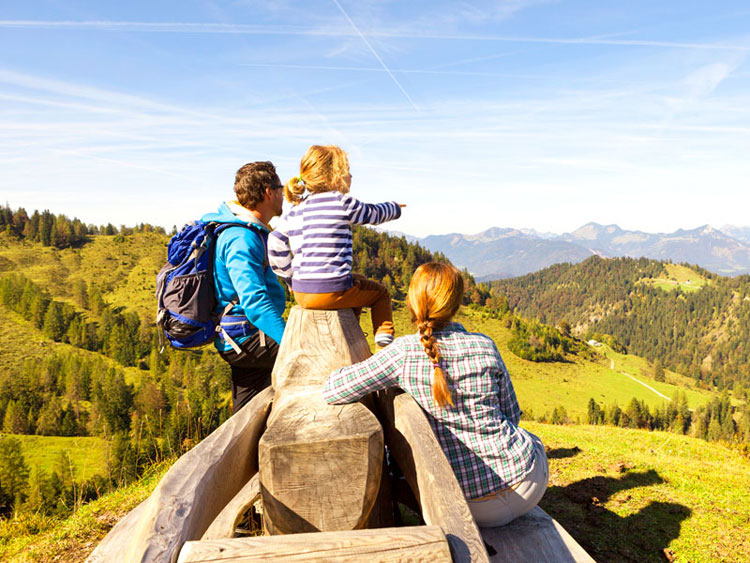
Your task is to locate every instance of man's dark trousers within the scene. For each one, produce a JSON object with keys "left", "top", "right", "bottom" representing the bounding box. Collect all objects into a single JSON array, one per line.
[{"left": 219, "top": 331, "right": 279, "bottom": 413}]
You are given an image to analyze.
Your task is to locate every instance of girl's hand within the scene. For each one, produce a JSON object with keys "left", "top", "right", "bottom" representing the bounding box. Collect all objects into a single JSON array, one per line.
[{"left": 398, "top": 204, "right": 407, "bottom": 208}]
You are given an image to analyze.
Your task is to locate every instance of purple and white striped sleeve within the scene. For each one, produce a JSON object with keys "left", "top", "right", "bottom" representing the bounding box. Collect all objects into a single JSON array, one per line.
[
  {"left": 268, "top": 220, "right": 293, "bottom": 281},
  {"left": 342, "top": 195, "right": 402, "bottom": 226}
]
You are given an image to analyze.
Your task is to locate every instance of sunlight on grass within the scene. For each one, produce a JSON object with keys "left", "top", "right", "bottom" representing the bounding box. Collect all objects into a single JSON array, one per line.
[{"left": 527, "top": 421, "right": 750, "bottom": 562}]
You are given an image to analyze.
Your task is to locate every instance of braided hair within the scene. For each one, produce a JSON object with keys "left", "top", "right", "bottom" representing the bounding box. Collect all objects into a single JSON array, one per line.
[
  {"left": 407, "top": 263, "right": 464, "bottom": 408},
  {"left": 284, "top": 145, "right": 351, "bottom": 205}
]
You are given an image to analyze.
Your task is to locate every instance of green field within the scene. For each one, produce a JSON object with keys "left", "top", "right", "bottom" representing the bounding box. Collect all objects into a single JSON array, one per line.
[
  {"left": 13, "top": 434, "right": 109, "bottom": 482},
  {"left": 368, "top": 305, "right": 718, "bottom": 421},
  {"left": 528, "top": 421, "right": 750, "bottom": 562},
  {"left": 639, "top": 263, "right": 709, "bottom": 293}
]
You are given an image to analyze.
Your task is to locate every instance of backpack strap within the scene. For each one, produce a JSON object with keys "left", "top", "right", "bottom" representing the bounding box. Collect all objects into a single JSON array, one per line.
[
  {"left": 213, "top": 222, "right": 270, "bottom": 270},
  {"left": 211, "top": 222, "right": 270, "bottom": 349}
]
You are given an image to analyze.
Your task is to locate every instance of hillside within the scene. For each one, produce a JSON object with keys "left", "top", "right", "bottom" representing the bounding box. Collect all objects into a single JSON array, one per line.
[
  {"left": 384, "top": 306, "right": 717, "bottom": 423},
  {"left": 492, "top": 256, "right": 750, "bottom": 391},
  {"left": 1, "top": 208, "right": 747, "bottom": 562},
  {"left": 4, "top": 422, "right": 748, "bottom": 563}
]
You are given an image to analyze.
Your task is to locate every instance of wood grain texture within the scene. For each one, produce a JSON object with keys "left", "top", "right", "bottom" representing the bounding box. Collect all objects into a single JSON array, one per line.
[
  {"left": 259, "top": 388, "right": 383, "bottom": 534},
  {"left": 260, "top": 308, "right": 384, "bottom": 535},
  {"left": 177, "top": 525, "right": 451, "bottom": 562},
  {"left": 376, "top": 389, "right": 489, "bottom": 563},
  {"left": 481, "top": 506, "right": 596, "bottom": 563},
  {"left": 272, "top": 307, "right": 372, "bottom": 390},
  {"left": 87, "top": 387, "right": 274, "bottom": 563},
  {"left": 202, "top": 473, "right": 261, "bottom": 540}
]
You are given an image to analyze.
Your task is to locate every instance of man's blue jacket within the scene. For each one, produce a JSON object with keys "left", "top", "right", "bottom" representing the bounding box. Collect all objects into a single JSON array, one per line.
[{"left": 202, "top": 202, "right": 286, "bottom": 351}]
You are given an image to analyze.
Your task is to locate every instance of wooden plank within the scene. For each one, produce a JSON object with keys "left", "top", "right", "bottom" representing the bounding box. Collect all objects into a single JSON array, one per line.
[
  {"left": 202, "top": 473, "right": 261, "bottom": 540},
  {"left": 376, "top": 390, "right": 489, "bottom": 563},
  {"left": 177, "top": 525, "right": 451, "bottom": 562},
  {"left": 87, "top": 387, "right": 274, "bottom": 563},
  {"left": 259, "top": 307, "right": 384, "bottom": 535},
  {"left": 481, "top": 506, "right": 596, "bottom": 563}
]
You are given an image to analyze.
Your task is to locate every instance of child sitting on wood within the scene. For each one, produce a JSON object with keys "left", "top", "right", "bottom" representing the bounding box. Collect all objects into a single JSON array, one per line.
[{"left": 268, "top": 144, "right": 405, "bottom": 348}]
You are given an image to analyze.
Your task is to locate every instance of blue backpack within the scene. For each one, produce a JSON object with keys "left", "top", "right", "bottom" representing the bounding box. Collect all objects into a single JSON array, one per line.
[{"left": 156, "top": 221, "right": 258, "bottom": 350}]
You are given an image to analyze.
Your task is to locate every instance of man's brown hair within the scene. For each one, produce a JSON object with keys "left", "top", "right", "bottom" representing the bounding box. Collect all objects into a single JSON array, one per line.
[{"left": 234, "top": 161, "right": 281, "bottom": 209}]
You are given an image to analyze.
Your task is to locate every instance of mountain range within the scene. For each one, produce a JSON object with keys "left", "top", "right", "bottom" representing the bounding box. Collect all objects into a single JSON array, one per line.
[{"left": 410, "top": 223, "right": 750, "bottom": 281}]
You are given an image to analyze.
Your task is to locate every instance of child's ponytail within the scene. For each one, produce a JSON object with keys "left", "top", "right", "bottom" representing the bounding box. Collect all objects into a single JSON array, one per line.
[{"left": 284, "top": 176, "right": 306, "bottom": 205}]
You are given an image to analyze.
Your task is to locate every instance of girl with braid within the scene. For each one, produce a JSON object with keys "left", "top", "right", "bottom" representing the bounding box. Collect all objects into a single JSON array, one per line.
[
  {"left": 323, "top": 262, "right": 548, "bottom": 527},
  {"left": 268, "top": 145, "right": 404, "bottom": 348}
]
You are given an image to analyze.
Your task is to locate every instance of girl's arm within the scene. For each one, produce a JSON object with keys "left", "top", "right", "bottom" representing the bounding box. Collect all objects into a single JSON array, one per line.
[
  {"left": 268, "top": 221, "right": 293, "bottom": 284},
  {"left": 323, "top": 342, "right": 405, "bottom": 404},
  {"left": 341, "top": 194, "right": 402, "bottom": 227}
]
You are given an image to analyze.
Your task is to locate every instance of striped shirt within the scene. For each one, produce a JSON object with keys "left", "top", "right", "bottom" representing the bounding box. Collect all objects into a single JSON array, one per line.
[
  {"left": 323, "top": 323, "right": 537, "bottom": 500},
  {"left": 268, "top": 192, "right": 401, "bottom": 293}
]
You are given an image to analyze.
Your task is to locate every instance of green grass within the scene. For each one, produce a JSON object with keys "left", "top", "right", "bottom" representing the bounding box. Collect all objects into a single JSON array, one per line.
[
  {"left": 14, "top": 435, "right": 109, "bottom": 482},
  {"left": 0, "top": 232, "right": 167, "bottom": 324},
  {"left": 0, "top": 302, "right": 144, "bottom": 388},
  {"left": 639, "top": 263, "right": 709, "bottom": 293},
  {"left": 0, "top": 458, "right": 173, "bottom": 562},
  {"left": 5, "top": 422, "right": 748, "bottom": 562},
  {"left": 527, "top": 421, "right": 750, "bottom": 562}
]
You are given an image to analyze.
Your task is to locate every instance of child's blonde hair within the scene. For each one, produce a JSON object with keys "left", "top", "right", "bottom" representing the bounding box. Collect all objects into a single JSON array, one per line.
[
  {"left": 407, "top": 262, "right": 464, "bottom": 409},
  {"left": 285, "top": 145, "right": 351, "bottom": 205}
]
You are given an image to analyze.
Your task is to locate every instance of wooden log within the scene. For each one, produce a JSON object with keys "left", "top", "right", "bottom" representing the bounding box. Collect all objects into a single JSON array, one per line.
[
  {"left": 202, "top": 473, "right": 261, "bottom": 540},
  {"left": 87, "top": 387, "right": 274, "bottom": 563},
  {"left": 259, "top": 307, "right": 384, "bottom": 535},
  {"left": 376, "top": 389, "right": 489, "bottom": 563},
  {"left": 271, "top": 306, "right": 372, "bottom": 390},
  {"left": 177, "top": 525, "right": 451, "bottom": 562},
  {"left": 481, "top": 506, "right": 595, "bottom": 563}
]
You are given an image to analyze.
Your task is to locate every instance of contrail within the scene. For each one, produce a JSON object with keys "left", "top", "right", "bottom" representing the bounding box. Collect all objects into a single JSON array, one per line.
[
  {"left": 0, "top": 20, "right": 747, "bottom": 51},
  {"left": 329, "top": 0, "right": 419, "bottom": 111}
]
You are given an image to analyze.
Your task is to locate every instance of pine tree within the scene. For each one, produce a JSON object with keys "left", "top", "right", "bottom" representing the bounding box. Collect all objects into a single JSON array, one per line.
[
  {"left": 0, "top": 435, "right": 30, "bottom": 512},
  {"left": 654, "top": 360, "right": 666, "bottom": 382},
  {"left": 43, "top": 301, "right": 66, "bottom": 341}
]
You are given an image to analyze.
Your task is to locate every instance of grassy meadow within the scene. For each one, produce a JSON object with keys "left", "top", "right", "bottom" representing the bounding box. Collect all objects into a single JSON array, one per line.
[
  {"left": 15, "top": 435, "right": 109, "bottom": 483},
  {"left": 639, "top": 263, "right": 710, "bottom": 293},
  {"left": 0, "top": 232, "right": 166, "bottom": 323},
  {"left": 528, "top": 421, "right": 750, "bottom": 562},
  {"left": 1, "top": 232, "right": 745, "bottom": 563},
  {"left": 0, "top": 459, "right": 174, "bottom": 562}
]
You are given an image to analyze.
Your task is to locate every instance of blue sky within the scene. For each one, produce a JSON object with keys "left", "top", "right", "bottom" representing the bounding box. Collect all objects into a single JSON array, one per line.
[{"left": 1, "top": 1, "right": 749, "bottom": 237}]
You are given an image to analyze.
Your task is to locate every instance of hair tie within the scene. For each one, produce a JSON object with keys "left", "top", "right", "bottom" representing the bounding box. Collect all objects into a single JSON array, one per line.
[{"left": 296, "top": 176, "right": 305, "bottom": 186}]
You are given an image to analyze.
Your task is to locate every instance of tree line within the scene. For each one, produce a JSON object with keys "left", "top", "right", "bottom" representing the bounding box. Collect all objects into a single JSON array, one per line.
[
  {"left": 524, "top": 391, "right": 750, "bottom": 453},
  {"left": 0, "top": 204, "right": 165, "bottom": 249}
]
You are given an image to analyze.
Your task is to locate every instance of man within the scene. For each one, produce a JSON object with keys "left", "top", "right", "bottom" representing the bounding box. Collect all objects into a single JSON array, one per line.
[{"left": 201, "top": 161, "right": 286, "bottom": 412}]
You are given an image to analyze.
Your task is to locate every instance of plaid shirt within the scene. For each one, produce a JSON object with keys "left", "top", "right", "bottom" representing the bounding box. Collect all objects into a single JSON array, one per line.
[{"left": 323, "top": 322, "right": 537, "bottom": 499}]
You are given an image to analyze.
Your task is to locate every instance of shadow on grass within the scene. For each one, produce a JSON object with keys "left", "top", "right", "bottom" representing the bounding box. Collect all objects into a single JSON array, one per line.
[
  {"left": 546, "top": 446, "right": 581, "bottom": 460},
  {"left": 540, "top": 469, "right": 691, "bottom": 563}
]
